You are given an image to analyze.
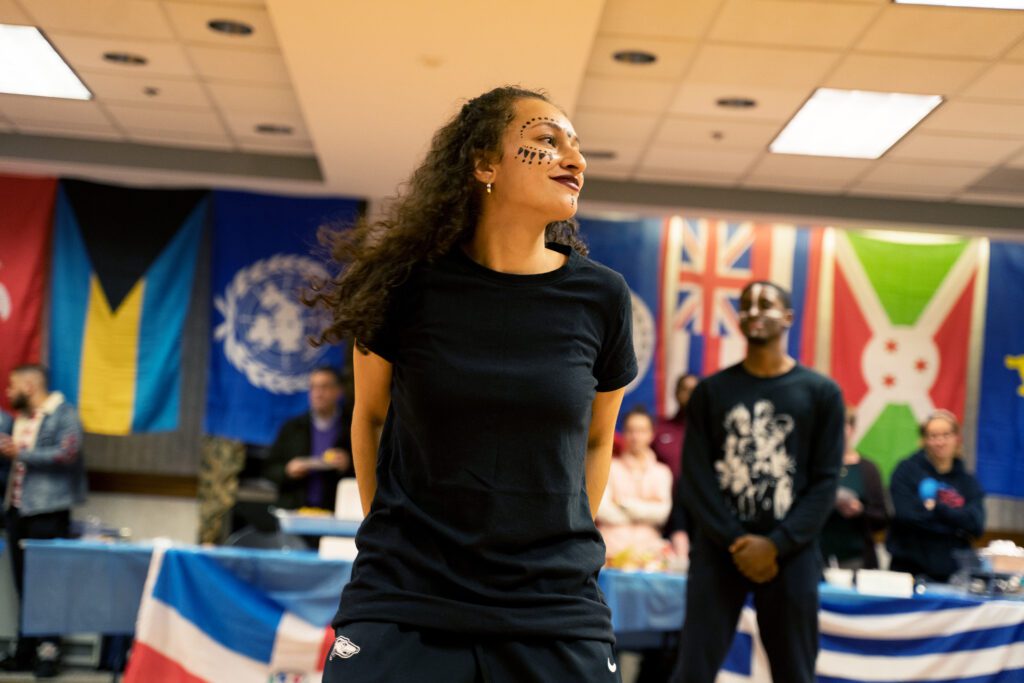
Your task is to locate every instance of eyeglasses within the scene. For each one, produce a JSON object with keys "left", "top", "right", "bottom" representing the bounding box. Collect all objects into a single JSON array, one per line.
[{"left": 924, "top": 431, "right": 956, "bottom": 441}]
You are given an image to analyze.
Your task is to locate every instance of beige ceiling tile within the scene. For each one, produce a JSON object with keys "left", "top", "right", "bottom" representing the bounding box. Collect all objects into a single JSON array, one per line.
[
  {"left": 580, "top": 161, "right": 635, "bottom": 181},
  {"left": 106, "top": 103, "right": 228, "bottom": 136},
  {"left": 0, "top": 95, "right": 112, "bottom": 126},
  {"left": 669, "top": 83, "right": 809, "bottom": 123},
  {"left": 236, "top": 136, "right": 315, "bottom": 155},
  {"left": 917, "top": 100, "right": 1024, "bottom": 138},
  {"left": 688, "top": 44, "right": 840, "bottom": 89},
  {"left": 573, "top": 110, "right": 660, "bottom": 144},
  {"left": 1006, "top": 148, "right": 1024, "bottom": 168},
  {"left": 207, "top": 83, "right": 302, "bottom": 115},
  {"left": 860, "top": 161, "right": 988, "bottom": 190},
  {"left": 188, "top": 46, "right": 292, "bottom": 85},
  {"left": 856, "top": 4, "right": 1024, "bottom": 59},
  {"left": 220, "top": 108, "right": 309, "bottom": 140},
  {"left": 849, "top": 184, "right": 956, "bottom": 201},
  {"left": 585, "top": 36, "right": 697, "bottom": 81},
  {"left": 0, "top": 0, "right": 31, "bottom": 23},
  {"left": 14, "top": 120, "right": 124, "bottom": 141},
  {"left": 888, "top": 133, "right": 1019, "bottom": 165},
  {"left": 747, "top": 154, "right": 873, "bottom": 183},
  {"left": 20, "top": 0, "right": 174, "bottom": 40},
  {"left": 47, "top": 34, "right": 194, "bottom": 77},
  {"left": 578, "top": 139, "right": 644, "bottom": 167},
  {"left": 826, "top": 54, "right": 982, "bottom": 96},
  {"left": 128, "top": 130, "right": 235, "bottom": 150},
  {"left": 641, "top": 146, "right": 760, "bottom": 175},
  {"left": 1006, "top": 39, "right": 1024, "bottom": 62},
  {"left": 634, "top": 167, "right": 743, "bottom": 186},
  {"left": 655, "top": 117, "right": 781, "bottom": 149},
  {"left": 576, "top": 77, "right": 676, "bottom": 114},
  {"left": 962, "top": 63, "right": 1024, "bottom": 102},
  {"left": 710, "top": 0, "right": 879, "bottom": 50},
  {"left": 164, "top": 2, "right": 278, "bottom": 49},
  {"left": 597, "top": 0, "right": 723, "bottom": 40},
  {"left": 80, "top": 72, "right": 212, "bottom": 108}
]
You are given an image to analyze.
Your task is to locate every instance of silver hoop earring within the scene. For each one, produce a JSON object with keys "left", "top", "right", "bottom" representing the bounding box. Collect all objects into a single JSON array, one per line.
[{"left": 486, "top": 182, "right": 492, "bottom": 194}]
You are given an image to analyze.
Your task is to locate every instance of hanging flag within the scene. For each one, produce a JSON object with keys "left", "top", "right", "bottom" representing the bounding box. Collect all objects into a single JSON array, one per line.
[
  {"left": 579, "top": 215, "right": 663, "bottom": 415},
  {"left": 49, "top": 180, "right": 206, "bottom": 434},
  {"left": 976, "top": 240, "right": 1024, "bottom": 499},
  {"left": 718, "top": 594, "right": 1024, "bottom": 682},
  {"left": 124, "top": 546, "right": 338, "bottom": 683},
  {"left": 0, "top": 174, "right": 56, "bottom": 412},
  {"left": 826, "top": 230, "right": 982, "bottom": 481},
  {"left": 659, "top": 217, "right": 825, "bottom": 416},
  {"left": 205, "top": 191, "right": 362, "bottom": 445}
]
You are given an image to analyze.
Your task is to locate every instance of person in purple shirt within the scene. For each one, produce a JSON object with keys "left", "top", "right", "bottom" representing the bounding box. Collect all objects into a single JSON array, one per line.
[{"left": 263, "top": 366, "right": 354, "bottom": 511}]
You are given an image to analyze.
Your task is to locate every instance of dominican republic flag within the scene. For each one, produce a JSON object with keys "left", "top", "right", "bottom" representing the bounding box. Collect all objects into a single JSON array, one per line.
[
  {"left": 0, "top": 174, "right": 56, "bottom": 413},
  {"left": 826, "top": 230, "right": 983, "bottom": 481},
  {"left": 49, "top": 180, "right": 206, "bottom": 435},
  {"left": 124, "top": 546, "right": 339, "bottom": 683},
  {"left": 976, "top": 240, "right": 1024, "bottom": 499},
  {"left": 719, "top": 590, "right": 1024, "bottom": 682},
  {"left": 205, "top": 190, "right": 362, "bottom": 445}
]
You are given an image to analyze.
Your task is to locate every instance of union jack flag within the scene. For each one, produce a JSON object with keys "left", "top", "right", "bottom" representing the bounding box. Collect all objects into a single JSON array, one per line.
[{"left": 656, "top": 217, "right": 825, "bottom": 416}]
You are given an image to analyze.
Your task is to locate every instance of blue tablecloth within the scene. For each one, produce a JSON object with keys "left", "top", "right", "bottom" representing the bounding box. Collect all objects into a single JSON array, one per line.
[{"left": 21, "top": 539, "right": 351, "bottom": 636}]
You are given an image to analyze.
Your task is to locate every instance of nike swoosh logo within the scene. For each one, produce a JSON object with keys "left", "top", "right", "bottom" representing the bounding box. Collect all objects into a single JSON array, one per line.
[{"left": 607, "top": 657, "right": 617, "bottom": 673}]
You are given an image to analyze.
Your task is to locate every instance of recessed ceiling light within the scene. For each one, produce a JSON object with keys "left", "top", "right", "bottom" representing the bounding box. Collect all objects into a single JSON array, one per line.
[
  {"left": 103, "top": 51, "right": 147, "bottom": 66},
  {"left": 143, "top": 86, "right": 160, "bottom": 97},
  {"left": 208, "top": 19, "right": 254, "bottom": 36},
  {"left": 0, "top": 24, "right": 91, "bottom": 99},
  {"left": 716, "top": 97, "right": 757, "bottom": 109},
  {"left": 583, "top": 150, "right": 617, "bottom": 160},
  {"left": 255, "top": 124, "right": 293, "bottom": 135},
  {"left": 769, "top": 88, "right": 942, "bottom": 159},
  {"left": 894, "top": 0, "right": 1024, "bottom": 9},
  {"left": 613, "top": 50, "right": 657, "bottom": 65}
]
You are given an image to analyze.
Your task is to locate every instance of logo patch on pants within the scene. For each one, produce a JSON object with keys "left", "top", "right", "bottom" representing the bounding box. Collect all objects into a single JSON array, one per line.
[{"left": 329, "top": 635, "right": 361, "bottom": 660}]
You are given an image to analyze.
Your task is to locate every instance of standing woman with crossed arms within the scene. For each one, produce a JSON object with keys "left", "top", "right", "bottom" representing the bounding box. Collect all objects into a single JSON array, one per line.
[{"left": 310, "top": 86, "right": 637, "bottom": 682}]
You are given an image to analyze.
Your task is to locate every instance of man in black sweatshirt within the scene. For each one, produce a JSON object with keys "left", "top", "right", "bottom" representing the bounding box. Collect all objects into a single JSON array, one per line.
[
  {"left": 887, "top": 410, "right": 985, "bottom": 582},
  {"left": 671, "top": 281, "right": 844, "bottom": 683}
]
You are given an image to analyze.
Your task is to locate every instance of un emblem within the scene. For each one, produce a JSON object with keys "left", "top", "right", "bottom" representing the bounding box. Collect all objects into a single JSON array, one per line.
[
  {"left": 214, "top": 254, "right": 334, "bottom": 394},
  {"left": 626, "top": 291, "right": 654, "bottom": 395}
]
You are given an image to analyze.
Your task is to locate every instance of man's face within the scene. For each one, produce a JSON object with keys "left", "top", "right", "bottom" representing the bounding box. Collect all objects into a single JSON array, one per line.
[
  {"left": 308, "top": 371, "right": 342, "bottom": 415},
  {"left": 676, "top": 375, "right": 698, "bottom": 411},
  {"left": 6, "top": 373, "right": 31, "bottom": 412},
  {"left": 922, "top": 417, "right": 959, "bottom": 464},
  {"left": 738, "top": 283, "right": 792, "bottom": 345}
]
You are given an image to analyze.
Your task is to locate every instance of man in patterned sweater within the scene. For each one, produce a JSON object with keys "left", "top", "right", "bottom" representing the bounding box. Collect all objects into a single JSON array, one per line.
[{"left": 671, "top": 282, "right": 844, "bottom": 683}]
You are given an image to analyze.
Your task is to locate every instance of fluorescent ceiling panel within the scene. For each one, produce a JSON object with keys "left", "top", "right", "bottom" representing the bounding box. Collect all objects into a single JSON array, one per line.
[
  {"left": 0, "top": 24, "right": 91, "bottom": 100},
  {"left": 770, "top": 88, "right": 942, "bottom": 159},
  {"left": 894, "top": 1, "right": 1024, "bottom": 8}
]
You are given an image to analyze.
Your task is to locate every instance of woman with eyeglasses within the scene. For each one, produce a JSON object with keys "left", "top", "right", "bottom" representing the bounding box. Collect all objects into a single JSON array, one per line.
[{"left": 886, "top": 410, "right": 986, "bottom": 582}]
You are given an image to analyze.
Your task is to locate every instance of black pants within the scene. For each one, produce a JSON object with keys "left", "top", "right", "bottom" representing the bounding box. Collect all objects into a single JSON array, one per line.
[
  {"left": 4, "top": 507, "right": 70, "bottom": 660},
  {"left": 671, "top": 532, "right": 821, "bottom": 683},
  {"left": 322, "top": 621, "right": 623, "bottom": 683}
]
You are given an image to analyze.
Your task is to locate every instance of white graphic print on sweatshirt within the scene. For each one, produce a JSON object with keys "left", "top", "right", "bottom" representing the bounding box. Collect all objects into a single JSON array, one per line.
[{"left": 715, "top": 400, "right": 795, "bottom": 521}]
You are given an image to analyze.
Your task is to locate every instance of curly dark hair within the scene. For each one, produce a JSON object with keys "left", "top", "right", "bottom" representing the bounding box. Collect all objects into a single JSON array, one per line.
[{"left": 308, "top": 86, "right": 588, "bottom": 350}]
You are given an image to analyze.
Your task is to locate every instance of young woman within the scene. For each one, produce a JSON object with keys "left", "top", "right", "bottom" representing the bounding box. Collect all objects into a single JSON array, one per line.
[
  {"left": 311, "top": 86, "right": 636, "bottom": 682},
  {"left": 597, "top": 406, "right": 674, "bottom": 566}
]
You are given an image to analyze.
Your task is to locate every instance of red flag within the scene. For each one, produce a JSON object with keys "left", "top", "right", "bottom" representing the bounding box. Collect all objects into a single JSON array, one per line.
[{"left": 0, "top": 174, "right": 56, "bottom": 411}]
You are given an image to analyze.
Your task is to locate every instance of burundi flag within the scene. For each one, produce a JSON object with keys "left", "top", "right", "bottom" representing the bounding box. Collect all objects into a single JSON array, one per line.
[
  {"left": 826, "top": 230, "right": 983, "bottom": 481},
  {"left": 49, "top": 180, "right": 207, "bottom": 435},
  {"left": 659, "top": 216, "right": 825, "bottom": 416}
]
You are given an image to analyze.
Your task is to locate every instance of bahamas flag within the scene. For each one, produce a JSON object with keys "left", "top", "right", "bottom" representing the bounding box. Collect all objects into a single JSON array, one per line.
[
  {"left": 825, "top": 230, "right": 983, "bottom": 481},
  {"left": 976, "top": 240, "right": 1024, "bottom": 499},
  {"left": 49, "top": 180, "right": 207, "bottom": 435}
]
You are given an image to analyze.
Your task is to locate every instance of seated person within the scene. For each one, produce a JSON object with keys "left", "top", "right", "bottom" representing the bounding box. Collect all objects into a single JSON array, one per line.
[
  {"left": 263, "top": 366, "right": 354, "bottom": 511},
  {"left": 597, "top": 406, "right": 673, "bottom": 565},
  {"left": 887, "top": 410, "right": 985, "bottom": 582},
  {"left": 819, "top": 408, "right": 888, "bottom": 569}
]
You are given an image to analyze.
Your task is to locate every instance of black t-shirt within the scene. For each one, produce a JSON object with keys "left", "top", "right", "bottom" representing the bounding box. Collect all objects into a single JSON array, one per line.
[
  {"left": 333, "top": 243, "right": 637, "bottom": 643},
  {"left": 679, "top": 363, "right": 844, "bottom": 559}
]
